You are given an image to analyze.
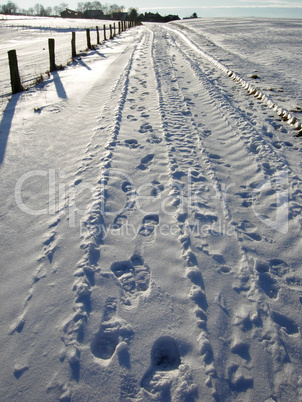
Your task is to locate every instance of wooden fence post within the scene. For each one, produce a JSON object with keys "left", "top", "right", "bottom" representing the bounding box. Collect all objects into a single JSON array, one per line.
[
  {"left": 118, "top": 21, "right": 121, "bottom": 34},
  {"left": 103, "top": 24, "right": 106, "bottom": 41},
  {"left": 86, "top": 28, "right": 92, "bottom": 49},
  {"left": 113, "top": 22, "right": 116, "bottom": 37},
  {"left": 48, "top": 38, "right": 56, "bottom": 72},
  {"left": 71, "top": 31, "right": 76, "bottom": 59},
  {"left": 8, "top": 49, "right": 23, "bottom": 94},
  {"left": 96, "top": 25, "right": 100, "bottom": 44},
  {"left": 109, "top": 24, "right": 113, "bottom": 39}
]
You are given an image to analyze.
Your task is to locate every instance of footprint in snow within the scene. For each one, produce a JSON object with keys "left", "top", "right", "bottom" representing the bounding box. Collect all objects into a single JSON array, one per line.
[
  {"left": 139, "top": 123, "right": 153, "bottom": 134},
  {"left": 150, "top": 180, "right": 164, "bottom": 198},
  {"left": 269, "top": 258, "right": 290, "bottom": 277},
  {"left": 126, "top": 115, "right": 138, "bottom": 122},
  {"left": 239, "top": 220, "right": 262, "bottom": 242},
  {"left": 254, "top": 260, "right": 279, "bottom": 299},
  {"left": 110, "top": 254, "right": 150, "bottom": 307},
  {"left": 140, "top": 337, "right": 197, "bottom": 400},
  {"left": 122, "top": 181, "right": 135, "bottom": 194},
  {"left": 208, "top": 153, "right": 221, "bottom": 161},
  {"left": 141, "top": 336, "right": 180, "bottom": 392},
  {"left": 147, "top": 134, "right": 162, "bottom": 144},
  {"left": 235, "top": 190, "right": 252, "bottom": 208},
  {"left": 111, "top": 214, "right": 127, "bottom": 229},
  {"left": 90, "top": 297, "right": 133, "bottom": 361},
  {"left": 137, "top": 154, "right": 155, "bottom": 171},
  {"left": 138, "top": 214, "right": 159, "bottom": 237},
  {"left": 227, "top": 364, "right": 253, "bottom": 392},
  {"left": 270, "top": 311, "right": 299, "bottom": 335},
  {"left": 121, "top": 181, "right": 136, "bottom": 212},
  {"left": 124, "top": 139, "right": 139, "bottom": 149}
]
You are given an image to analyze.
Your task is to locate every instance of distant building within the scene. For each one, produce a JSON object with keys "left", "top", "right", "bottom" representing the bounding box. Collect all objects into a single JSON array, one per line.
[
  {"left": 84, "top": 10, "right": 104, "bottom": 19},
  {"left": 61, "top": 8, "right": 83, "bottom": 18},
  {"left": 112, "top": 12, "right": 128, "bottom": 20}
]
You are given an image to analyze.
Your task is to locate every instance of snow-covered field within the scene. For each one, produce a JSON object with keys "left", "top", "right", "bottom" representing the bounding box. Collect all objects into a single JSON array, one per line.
[
  {"left": 174, "top": 18, "right": 302, "bottom": 118},
  {"left": 0, "top": 17, "right": 302, "bottom": 401},
  {"left": 0, "top": 15, "right": 120, "bottom": 97}
]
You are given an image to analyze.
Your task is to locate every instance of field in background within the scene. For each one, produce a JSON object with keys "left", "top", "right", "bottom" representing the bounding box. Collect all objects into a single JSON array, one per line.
[{"left": 0, "top": 15, "right": 121, "bottom": 97}]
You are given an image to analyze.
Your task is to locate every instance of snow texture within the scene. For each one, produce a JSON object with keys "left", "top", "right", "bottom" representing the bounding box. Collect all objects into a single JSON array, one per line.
[{"left": 0, "top": 16, "right": 302, "bottom": 401}]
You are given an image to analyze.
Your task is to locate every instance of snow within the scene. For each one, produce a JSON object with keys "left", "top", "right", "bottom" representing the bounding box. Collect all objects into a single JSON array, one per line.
[
  {"left": 0, "top": 16, "right": 302, "bottom": 401},
  {"left": 0, "top": 14, "right": 121, "bottom": 97},
  {"left": 174, "top": 18, "right": 302, "bottom": 118}
]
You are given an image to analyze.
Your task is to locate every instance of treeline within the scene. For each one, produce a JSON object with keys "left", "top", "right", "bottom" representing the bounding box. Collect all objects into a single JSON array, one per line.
[
  {"left": 0, "top": 0, "right": 197, "bottom": 21},
  {"left": 137, "top": 12, "right": 180, "bottom": 23},
  {"left": 0, "top": 1, "right": 125, "bottom": 17}
]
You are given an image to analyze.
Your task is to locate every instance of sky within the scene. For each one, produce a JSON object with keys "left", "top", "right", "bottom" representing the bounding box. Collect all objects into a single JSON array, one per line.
[{"left": 11, "top": 0, "right": 302, "bottom": 19}]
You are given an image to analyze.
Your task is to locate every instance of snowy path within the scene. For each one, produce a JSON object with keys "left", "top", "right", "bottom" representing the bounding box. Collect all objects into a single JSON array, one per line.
[{"left": 1, "top": 24, "right": 302, "bottom": 401}]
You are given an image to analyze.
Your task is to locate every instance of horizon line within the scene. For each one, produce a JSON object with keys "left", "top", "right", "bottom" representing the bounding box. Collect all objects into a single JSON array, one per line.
[{"left": 139, "top": 5, "right": 302, "bottom": 10}]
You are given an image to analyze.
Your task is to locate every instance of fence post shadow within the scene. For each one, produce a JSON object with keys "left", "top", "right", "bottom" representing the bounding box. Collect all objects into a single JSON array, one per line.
[
  {"left": 0, "top": 93, "right": 21, "bottom": 165},
  {"left": 51, "top": 71, "right": 67, "bottom": 99},
  {"left": 76, "top": 58, "right": 91, "bottom": 70}
]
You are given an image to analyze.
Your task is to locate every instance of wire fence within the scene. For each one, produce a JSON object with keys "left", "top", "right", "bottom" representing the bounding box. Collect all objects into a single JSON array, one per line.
[{"left": 3, "top": 20, "right": 137, "bottom": 98}]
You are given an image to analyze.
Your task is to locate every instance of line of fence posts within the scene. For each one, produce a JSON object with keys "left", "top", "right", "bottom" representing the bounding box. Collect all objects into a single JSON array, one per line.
[{"left": 7, "top": 20, "right": 137, "bottom": 95}]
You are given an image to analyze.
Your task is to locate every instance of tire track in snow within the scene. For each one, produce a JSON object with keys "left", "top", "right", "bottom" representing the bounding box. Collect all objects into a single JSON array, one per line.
[
  {"left": 164, "top": 27, "right": 302, "bottom": 399},
  {"left": 153, "top": 26, "right": 259, "bottom": 398},
  {"left": 151, "top": 25, "right": 222, "bottom": 397},
  {"left": 57, "top": 28, "right": 200, "bottom": 400},
  {"left": 86, "top": 28, "right": 200, "bottom": 401},
  {"left": 168, "top": 25, "right": 302, "bottom": 229},
  {"left": 171, "top": 29, "right": 302, "bottom": 296},
  {"left": 166, "top": 24, "right": 302, "bottom": 136}
]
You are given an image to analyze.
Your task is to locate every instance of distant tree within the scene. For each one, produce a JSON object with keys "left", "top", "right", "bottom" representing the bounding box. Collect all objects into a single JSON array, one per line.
[
  {"left": 101, "top": 3, "right": 109, "bottom": 14},
  {"left": 128, "top": 7, "right": 138, "bottom": 21},
  {"left": 45, "top": 6, "right": 52, "bottom": 15},
  {"left": 183, "top": 12, "right": 198, "bottom": 19},
  {"left": 83, "top": 1, "right": 92, "bottom": 10},
  {"left": 58, "top": 2, "right": 68, "bottom": 12},
  {"left": 27, "top": 6, "right": 34, "bottom": 14},
  {"left": 34, "top": 3, "right": 42, "bottom": 15},
  {"left": 163, "top": 14, "right": 180, "bottom": 22},
  {"left": 109, "top": 3, "right": 124, "bottom": 15},
  {"left": 92, "top": 1, "right": 102, "bottom": 9},
  {"left": 77, "top": 2, "right": 84, "bottom": 12},
  {"left": 78, "top": 1, "right": 111, "bottom": 13},
  {"left": 53, "top": 5, "right": 61, "bottom": 15},
  {"left": 40, "top": 5, "right": 46, "bottom": 15},
  {"left": 32, "top": 3, "right": 51, "bottom": 15},
  {"left": 2, "top": 1, "right": 18, "bottom": 14}
]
